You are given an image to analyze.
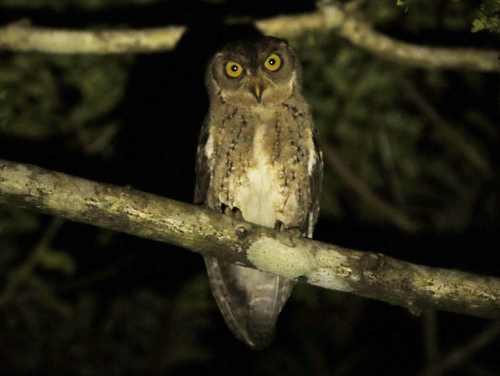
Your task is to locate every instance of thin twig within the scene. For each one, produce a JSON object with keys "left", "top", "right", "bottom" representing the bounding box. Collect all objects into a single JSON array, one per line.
[
  {"left": 422, "top": 310, "right": 439, "bottom": 365},
  {"left": 321, "top": 142, "right": 420, "bottom": 233},
  {"left": 377, "top": 126, "right": 406, "bottom": 209},
  {"left": 464, "top": 363, "right": 500, "bottom": 376},
  {"left": 0, "top": 216, "right": 65, "bottom": 305},
  {"left": 55, "top": 256, "right": 129, "bottom": 291},
  {"left": 403, "top": 80, "right": 493, "bottom": 179},
  {"left": 418, "top": 320, "right": 500, "bottom": 376}
]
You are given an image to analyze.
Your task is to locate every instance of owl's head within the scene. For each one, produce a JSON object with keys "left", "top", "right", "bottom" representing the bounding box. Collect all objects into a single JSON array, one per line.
[{"left": 206, "top": 36, "right": 303, "bottom": 106}]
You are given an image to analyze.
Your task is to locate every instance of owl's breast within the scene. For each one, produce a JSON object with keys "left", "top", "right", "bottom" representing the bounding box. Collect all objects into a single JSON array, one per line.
[
  {"left": 231, "top": 122, "right": 296, "bottom": 228},
  {"left": 207, "top": 105, "right": 316, "bottom": 230}
]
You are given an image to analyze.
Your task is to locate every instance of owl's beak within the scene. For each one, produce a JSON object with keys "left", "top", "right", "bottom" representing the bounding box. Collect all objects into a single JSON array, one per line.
[{"left": 248, "top": 77, "right": 266, "bottom": 103}]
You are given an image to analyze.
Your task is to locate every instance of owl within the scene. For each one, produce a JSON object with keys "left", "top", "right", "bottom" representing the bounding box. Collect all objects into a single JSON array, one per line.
[{"left": 195, "top": 36, "right": 323, "bottom": 349}]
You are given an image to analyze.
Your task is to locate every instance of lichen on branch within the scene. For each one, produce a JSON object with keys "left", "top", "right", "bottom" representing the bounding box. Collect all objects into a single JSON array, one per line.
[{"left": 1, "top": 158, "right": 500, "bottom": 319}]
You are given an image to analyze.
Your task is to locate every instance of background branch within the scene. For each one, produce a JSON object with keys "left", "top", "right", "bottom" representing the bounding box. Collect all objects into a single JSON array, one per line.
[
  {"left": 321, "top": 142, "right": 420, "bottom": 233},
  {"left": 0, "top": 19, "right": 186, "bottom": 54},
  {"left": 0, "top": 2, "right": 498, "bottom": 71},
  {"left": 1, "top": 158, "right": 500, "bottom": 319},
  {"left": 0, "top": 216, "right": 65, "bottom": 306},
  {"left": 418, "top": 320, "right": 500, "bottom": 376}
]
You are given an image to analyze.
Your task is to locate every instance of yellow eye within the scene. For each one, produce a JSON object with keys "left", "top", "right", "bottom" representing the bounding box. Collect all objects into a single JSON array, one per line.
[
  {"left": 225, "top": 62, "right": 243, "bottom": 78},
  {"left": 264, "top": 54, "right": 281, "bottom": 71}
]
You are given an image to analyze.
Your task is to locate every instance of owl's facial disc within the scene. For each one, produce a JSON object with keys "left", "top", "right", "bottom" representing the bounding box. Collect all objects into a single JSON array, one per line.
[{"left": 208, "top": 38, "right": 302, "bottom": 106}]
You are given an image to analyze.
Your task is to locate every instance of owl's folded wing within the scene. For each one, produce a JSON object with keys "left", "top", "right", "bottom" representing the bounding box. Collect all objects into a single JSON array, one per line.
[
  {"left": 306, "top": 127, "right": 324, "bottom": 238},
  {"left": 194, "top": 115, "right": 211, "bottom": 205}
]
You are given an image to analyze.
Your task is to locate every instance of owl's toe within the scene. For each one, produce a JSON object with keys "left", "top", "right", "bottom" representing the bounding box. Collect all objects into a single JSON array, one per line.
[
  {"left": 274, "top": 220, "right": 285, "bottom": 231},
  {"left": 233, "top": 207, "right": 243, "bottom": 219},
  {"left": 221, "top": 204, "right": 243, "bottom": 219},
  {"left": 274, "top": 220, "right": 301, "bottom": 236}
]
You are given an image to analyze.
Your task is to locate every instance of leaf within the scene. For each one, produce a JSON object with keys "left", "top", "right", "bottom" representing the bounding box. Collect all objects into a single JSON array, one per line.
[{"left": 471, "top": 16, "right": 487, "bottom": 32}]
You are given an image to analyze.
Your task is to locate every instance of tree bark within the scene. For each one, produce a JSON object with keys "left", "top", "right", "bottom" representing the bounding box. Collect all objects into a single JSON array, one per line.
[
  {"left": 0, "top": 2, "right": 498, "bottom": 71},
  {"left": 1, "top": 158, "right": 499, "bottom": 319}
]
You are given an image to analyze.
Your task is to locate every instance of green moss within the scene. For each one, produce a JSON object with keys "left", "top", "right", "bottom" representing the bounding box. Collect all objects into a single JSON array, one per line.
[{"left": 473, "top": 0, "right": 500, "bottom": 33}]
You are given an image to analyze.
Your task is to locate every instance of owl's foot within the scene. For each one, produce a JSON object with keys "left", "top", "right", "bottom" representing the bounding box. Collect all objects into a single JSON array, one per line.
[
  {"left": 274, "top": 220, "right": 301, "bottom": 236},
  {"left": 274, "top": 220, "right": 285, "bottom": 232},
  {"left": 221, "top": 204, "right": 243, "bottom": 219}
]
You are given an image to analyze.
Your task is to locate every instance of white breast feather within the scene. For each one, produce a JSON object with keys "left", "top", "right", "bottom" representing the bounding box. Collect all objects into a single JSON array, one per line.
[
  {"left": 232, "top": 124, "right": 298, "bottom": 229},
  {"left": 205, "top": 133, "right": 214, "bottom": 160}
]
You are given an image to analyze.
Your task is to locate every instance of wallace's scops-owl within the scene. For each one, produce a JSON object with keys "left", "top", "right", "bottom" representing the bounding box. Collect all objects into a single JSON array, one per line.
[{"left": 195, "top": 36, "right": 323, "bottom": 349}]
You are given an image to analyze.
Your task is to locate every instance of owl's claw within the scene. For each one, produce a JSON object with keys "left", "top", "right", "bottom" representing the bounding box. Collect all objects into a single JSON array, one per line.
[
  {"left": 233, "top": 208, "right": 243, "bottom": 219},
  {"left": 222, "top": 204, "right": 231, "bottom": 216},
  {"left": 274, "top": 220, "right": 285, "bottom": 232},
  {"left": 274, "top": 220, "right": 301, "bottom": 236},
  {"left": 221, "top": 204, "right": 243, "bottom": 219},
  {"left": 288, "top": 228, "right": 302, "bottom": 237}
]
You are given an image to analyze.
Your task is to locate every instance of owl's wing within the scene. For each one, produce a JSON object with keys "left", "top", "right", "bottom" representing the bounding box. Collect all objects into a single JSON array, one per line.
[
  {"left": 305, "top": 128, "right": 324, "bottom": 238},
  {"left": 194, "top": 115, "right": 211, "bottom": 205}
]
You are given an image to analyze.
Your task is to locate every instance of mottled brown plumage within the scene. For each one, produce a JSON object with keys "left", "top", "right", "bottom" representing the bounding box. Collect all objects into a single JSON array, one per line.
[{"left": 195, "top": 36, "right": 323, "bottom": 349}]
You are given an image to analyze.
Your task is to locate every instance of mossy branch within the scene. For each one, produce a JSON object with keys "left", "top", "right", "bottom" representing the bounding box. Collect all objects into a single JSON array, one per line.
[
  {"left": 0, "top": 2, "right": 498, "bottom": 71},
  {"left": 1, "top": 158, "right": 500, "bottom": 319}
]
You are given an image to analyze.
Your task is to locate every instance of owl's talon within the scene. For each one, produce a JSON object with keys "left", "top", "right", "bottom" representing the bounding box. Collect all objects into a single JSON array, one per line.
[
  {"left": 233, "top": 207, "right": 243, "bottom": 219},
  {"left": 274, "top": 220, "right": 285, "bottom": 232},
  {"left": 221, "top": 204, "right": 232, "bottom": 216},
  {"left": 221, "top": 204, "right": 243, "bottom": 219},
  {"left": 274, "top": 220, "right": 301, "bottom": 236}
]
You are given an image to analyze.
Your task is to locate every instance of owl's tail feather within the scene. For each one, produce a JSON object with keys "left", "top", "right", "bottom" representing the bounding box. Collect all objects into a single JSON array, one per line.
[
  {"left": 204, "top": 256, "right": 256, "bottom": 347},
  {"left": 246, "top": 270, "right": 295, "bottom": 350},
  {"left": 204, "top": 256, "right": 294, "bottom": 350}
]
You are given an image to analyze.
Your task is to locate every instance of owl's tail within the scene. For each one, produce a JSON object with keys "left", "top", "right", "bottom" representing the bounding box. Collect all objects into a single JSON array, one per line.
[{"left": 204, "top": 256, "right": 294, "bottom": 350}]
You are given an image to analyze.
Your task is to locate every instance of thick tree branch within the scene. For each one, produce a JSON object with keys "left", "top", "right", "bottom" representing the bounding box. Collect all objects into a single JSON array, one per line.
[
  {"left": 0, "top": 2, "right": 498, "bottom": 71},
  {"left": 1, "top": 158, "right": 500, "bottom": 319}
]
